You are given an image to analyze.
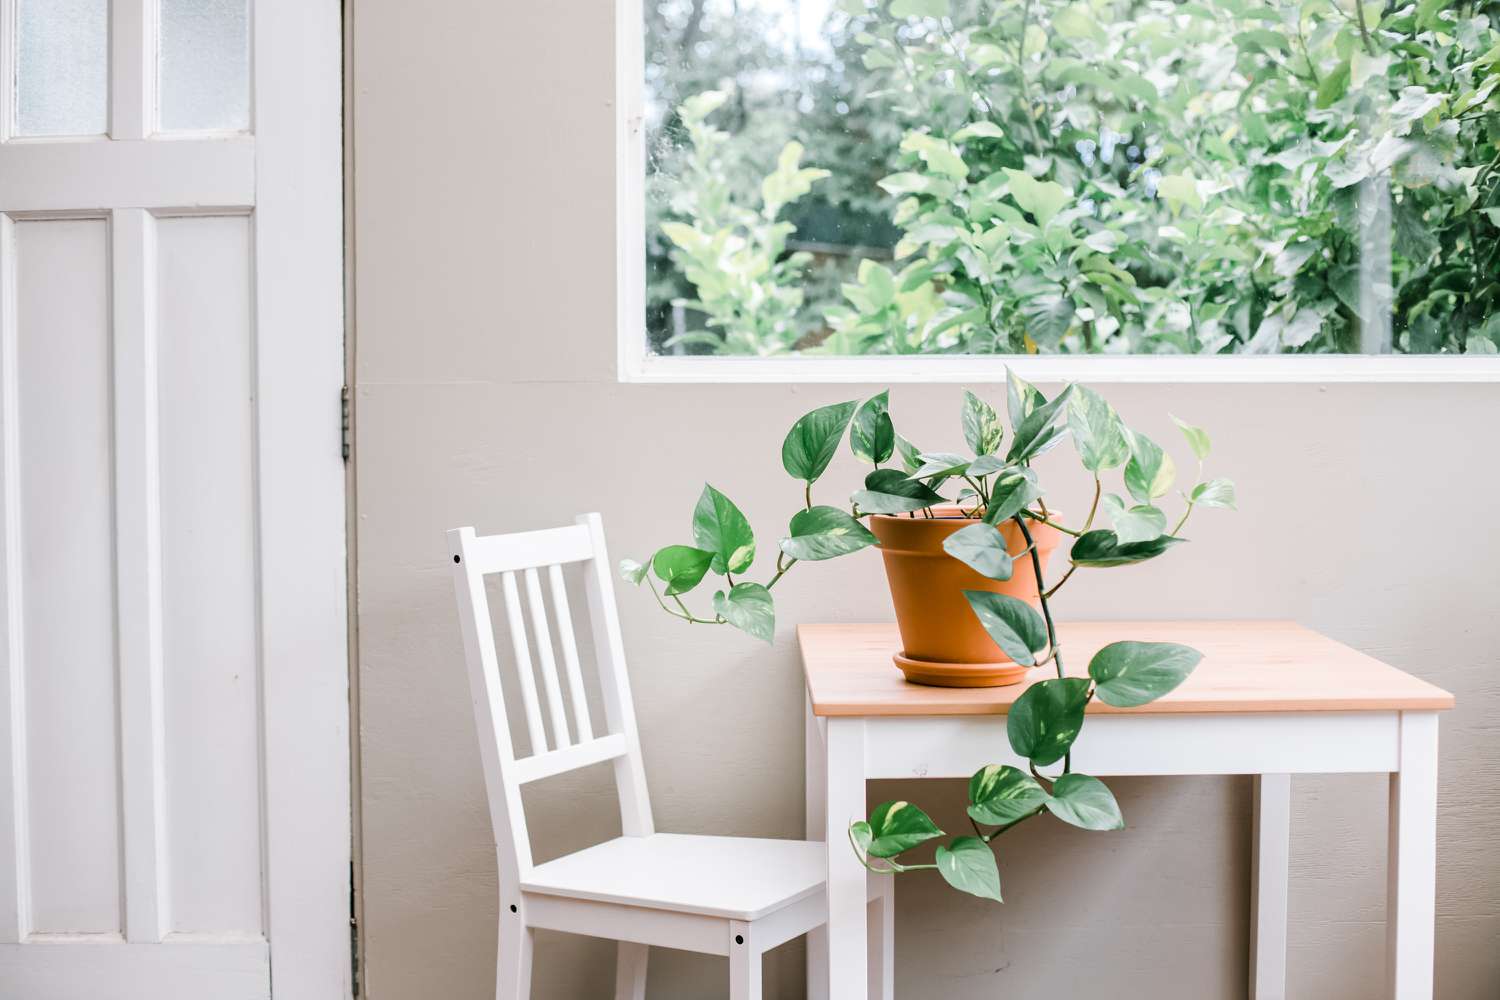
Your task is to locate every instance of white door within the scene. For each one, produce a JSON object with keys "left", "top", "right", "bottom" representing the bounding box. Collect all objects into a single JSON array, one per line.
[{"left": 0, "top": 2, "right": 347, "bottom": 998}]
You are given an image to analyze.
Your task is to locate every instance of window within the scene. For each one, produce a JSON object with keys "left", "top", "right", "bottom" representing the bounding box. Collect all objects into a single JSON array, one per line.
[{"left": 621, "top": 0, "right": 1500, "bottom": 380}]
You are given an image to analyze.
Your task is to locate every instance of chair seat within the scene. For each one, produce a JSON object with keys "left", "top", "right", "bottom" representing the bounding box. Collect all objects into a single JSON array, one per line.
[{"left": 522, "top": 833, "right": 826, "bottom": 921}]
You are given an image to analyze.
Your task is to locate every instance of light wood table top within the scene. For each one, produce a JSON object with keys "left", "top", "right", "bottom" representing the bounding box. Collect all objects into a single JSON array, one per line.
[{"left": 800, "top": 621, "right": 1455, "bottom": 717}]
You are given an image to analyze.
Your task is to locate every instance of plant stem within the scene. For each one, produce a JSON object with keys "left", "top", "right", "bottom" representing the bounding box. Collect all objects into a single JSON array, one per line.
[
  {"left": 672, "top": 593, "right": 720, "bottom": 624},
  {"left": 1028, "top": 513, "right": 1081, "bottom": 537},
  {"left": 1172, "top": 503, "right": 1194, "bottom": 536},
  {"left": 1295, "top": 17, "right": 1321, "bottom": 87},
  {"left": 847, "top": 825, "right": 937, "bottom": 874},
  {"left": 1081, "top": 475, "right": 1102, "bottom": 533},
  {"left": 962, "top": 474, "right": 986, "bottom": 505},
  {"left": 1015, "top": 515, "right": 1071, "bottom": 774},
  {"left": 1354, "top": 0, "right": 1376, "bottom": 54},
  {"left": 646, "top": 579, "right": 720, "bottom": 625},
  {"left": 1042, "top": 563, "right": 1077, "bottom": 600},
  {"left": 804, "top": 482, "right": 813, "bottom": 510},
  {"left": 1014, "top": 0, "right": 1049, "bottom": 158},
  {"left": 766, "top": 556, "right": 798, "bottom": 590}
]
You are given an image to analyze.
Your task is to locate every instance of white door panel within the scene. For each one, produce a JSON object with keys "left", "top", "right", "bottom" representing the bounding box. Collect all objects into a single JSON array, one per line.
[
  {"left": 16, "top": 217, "right": 121, "bottom": 938},
  {"left": 0, "top": 2, "right": 345, "bottom": 997},
  {"left": 156, "top": 214, "right": 263, "bottom": 937}
]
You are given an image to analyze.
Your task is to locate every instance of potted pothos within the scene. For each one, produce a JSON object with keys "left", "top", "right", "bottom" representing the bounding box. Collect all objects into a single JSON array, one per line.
[{"left": 621, "top": 371, "right": 1235, "bottom": 899}]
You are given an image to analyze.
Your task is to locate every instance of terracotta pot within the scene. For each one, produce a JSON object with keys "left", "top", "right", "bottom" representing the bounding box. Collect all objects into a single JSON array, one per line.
[{"left": 868, "top": 507, "right": 1062, "bottom": 688}]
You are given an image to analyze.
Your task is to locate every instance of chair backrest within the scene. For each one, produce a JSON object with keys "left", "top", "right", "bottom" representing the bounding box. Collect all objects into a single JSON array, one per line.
[{"left": 447, "top": 513, "right": 653, "bottom": 887}]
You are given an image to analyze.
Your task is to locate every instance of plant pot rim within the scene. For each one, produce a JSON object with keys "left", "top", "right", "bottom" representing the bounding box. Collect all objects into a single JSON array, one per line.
[{"left": 867, "top": 507, "right": 1062, "bottom": 522}]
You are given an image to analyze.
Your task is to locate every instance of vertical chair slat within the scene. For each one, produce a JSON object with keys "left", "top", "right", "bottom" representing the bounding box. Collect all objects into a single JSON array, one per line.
[
  {"left": 524, "top": 567, "right": 571, "bottom": 747},
  {"left": 578, "top": 513, "right": 654, "bottom": 837},
  {"left": 500, "top": 571, "right": 549, "bottom": 754},
  {"left": 449, "top": 529, "right": 534, "bottom": 883},
  {"left": 546, "top": 564, "right": 594, "bottom": 742}
]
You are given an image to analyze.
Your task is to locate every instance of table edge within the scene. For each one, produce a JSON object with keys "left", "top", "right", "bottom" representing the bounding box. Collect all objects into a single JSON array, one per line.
[{"left": 799, "top": 620, "right": 1457, "bottom": 717}]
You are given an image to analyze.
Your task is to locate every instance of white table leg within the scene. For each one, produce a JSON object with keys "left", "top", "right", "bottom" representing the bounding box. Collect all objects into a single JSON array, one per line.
[
  {"left": 1250, "top": 773, "right": 1290, "bottom": 1000},
  {"left": 867, "top": 875, "right": 894, "bottom": 1000},
  {"left": 825, "top": 717, "right": 868, "bottom": 1000},
  {"left": 806, "top": 692, "right": 829, "bottom": 1000},
  {"left": 1387, "top": 711, "right": 1438, "bottom": 1000},
  {"left": 729, "top": 920, "right": 761, "bottom": 1000}
]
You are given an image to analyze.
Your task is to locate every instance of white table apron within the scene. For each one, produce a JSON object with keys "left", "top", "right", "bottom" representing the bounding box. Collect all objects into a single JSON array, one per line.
[{"left": 804, "top": 695, "right": 1440, "bottom": 1000}]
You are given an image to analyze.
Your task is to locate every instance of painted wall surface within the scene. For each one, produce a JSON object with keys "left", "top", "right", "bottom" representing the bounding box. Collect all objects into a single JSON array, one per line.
[{"left": 349, "top": 3, "right": 1500, "bottom": 997}]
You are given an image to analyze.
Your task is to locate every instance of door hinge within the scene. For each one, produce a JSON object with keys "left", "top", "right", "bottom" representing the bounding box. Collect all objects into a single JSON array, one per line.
[{"left": 341, "top": 385, "right": 352, "bottom": 463}]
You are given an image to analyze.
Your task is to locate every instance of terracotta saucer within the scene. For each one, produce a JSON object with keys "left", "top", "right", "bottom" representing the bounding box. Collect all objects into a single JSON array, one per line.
[{"left": 892, "top": 651, "right": 1030, "bottom": 688}]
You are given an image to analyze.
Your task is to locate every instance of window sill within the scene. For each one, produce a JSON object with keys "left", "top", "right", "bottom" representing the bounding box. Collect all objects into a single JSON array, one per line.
[{"left": 621, "top": 353, "right": 1500, "bottom": 385}]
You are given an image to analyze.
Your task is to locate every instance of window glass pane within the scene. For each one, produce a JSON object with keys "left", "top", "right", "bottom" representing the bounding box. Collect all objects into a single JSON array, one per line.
[
  {"left": 15, "top": 0, "right": 108, "bottom": 137},
  {"left": 643, "top": 1, "right": 1500, "bottom": 358},
  {"left": 159, "top": 0, "right": 250, "bottom": 132}
]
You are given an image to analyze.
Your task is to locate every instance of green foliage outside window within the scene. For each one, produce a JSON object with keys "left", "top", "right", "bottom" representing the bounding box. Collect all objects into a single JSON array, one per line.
[{"left": 644, "top": 0, "right": 1500, "bottom": 356}]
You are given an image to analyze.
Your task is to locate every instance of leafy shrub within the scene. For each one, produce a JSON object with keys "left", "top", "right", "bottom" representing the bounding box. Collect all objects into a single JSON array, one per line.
[{"left": 646, "top": 0, "right": 1500, "bottom": 356}]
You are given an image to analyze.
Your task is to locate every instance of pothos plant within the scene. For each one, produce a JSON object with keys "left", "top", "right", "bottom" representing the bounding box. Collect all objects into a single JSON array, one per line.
[{"left": 620, "top": 371, "right": 1235, "bottom": 899}]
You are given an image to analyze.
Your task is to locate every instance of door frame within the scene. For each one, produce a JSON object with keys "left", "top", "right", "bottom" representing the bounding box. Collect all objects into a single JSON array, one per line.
[{"left": 253, "top": 2, "right": 350, "bottom": 997}]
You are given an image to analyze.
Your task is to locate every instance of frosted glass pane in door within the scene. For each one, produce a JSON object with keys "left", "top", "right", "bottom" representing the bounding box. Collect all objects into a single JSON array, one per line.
[
  {"left": 159, "top": 0, "right": 251, "bottom": 131},
  {"left": 15, "top": 0, "right": 108, "bottom": 137}
]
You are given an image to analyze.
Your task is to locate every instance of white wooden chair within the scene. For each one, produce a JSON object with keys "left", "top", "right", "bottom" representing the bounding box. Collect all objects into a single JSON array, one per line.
[{"left": 447, "top": 513, "right": 893, "bottom": 1000}]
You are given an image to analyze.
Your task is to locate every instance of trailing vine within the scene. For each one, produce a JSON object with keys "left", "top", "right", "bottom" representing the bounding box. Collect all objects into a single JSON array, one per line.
[{"left": 623, "top": 371, "right": 1235, "bottom": 898}]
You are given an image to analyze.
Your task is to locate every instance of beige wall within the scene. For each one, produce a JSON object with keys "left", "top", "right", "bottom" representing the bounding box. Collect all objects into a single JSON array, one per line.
[{"left": 349, "top": 2, "right": 1500, "bottom": 996}]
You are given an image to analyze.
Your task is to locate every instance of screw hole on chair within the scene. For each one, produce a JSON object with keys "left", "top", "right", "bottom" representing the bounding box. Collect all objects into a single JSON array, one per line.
[
  {"left": 509, "top": 904, "right": 517, "bottom": 913},
  {"left": 453, "top": 554, "right": 461, "bottom": 563},
  {"left": 734, "top": 934, "right": 744, "bottom": 945}
]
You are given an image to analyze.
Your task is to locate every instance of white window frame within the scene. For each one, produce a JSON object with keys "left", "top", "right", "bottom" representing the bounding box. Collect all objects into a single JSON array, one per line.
[{"left": 615, "top": 0, "right": 1500, "bottom": 384}]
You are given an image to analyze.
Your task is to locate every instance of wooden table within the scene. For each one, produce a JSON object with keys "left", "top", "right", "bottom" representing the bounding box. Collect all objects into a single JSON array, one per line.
[{"left": 800, "top": 621, "right": 1454, "bottom": 1000}]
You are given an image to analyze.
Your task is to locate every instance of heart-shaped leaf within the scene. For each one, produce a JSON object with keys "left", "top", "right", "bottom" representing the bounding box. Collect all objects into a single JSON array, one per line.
[
  {"left": 781, "top": 506, "right": 878, "bottom": 561},
  {"left": 981, "top": 467, "right": 1042, "bottom": 524},
  {"left": 1007, "top": 384, "right": 1076, "bottom": 464},
  {"left": 1124, "top": 430, "right": 1176, "bottom": 502},
  {"left": 968, "top": 764, "right": 1048, "bottom": 826},
  {"left": 692, "top": 484, "right": 755, "bottom": 575},
  {"left": 962, "top": 389, "right": 1004, "bottom": 456},
  {"left": 1007, "top": 677, "right": 1091, "bottom": 766},
  {"left": 914, "top": 452, "right": 971, "bottom": 480},
  {"left": 963, "top": 591, "right": 1048, "bottom": 666},
  {"left": 711, "top": 583, "right": 775, "bottom": 643},
  {"left": 782, "top": 400, "right": 857, "bottom": 484},
  {"left": 651, "top": 545, "right": 715, "bottom": 595},
  {"left": 1069, "top": 529, "right": 1184, "bottom": 568},
  {"left": 852, "top": 468, "right": 947, "bottom": 514},
  {"left": 851, "top": 391, "right": 895, "bottom": 465},
  {"left": 1088, "top": 641, "right": 1202, "bottom": 707},
  {"left": 943, "top": 522, "right": 1015, "bottom": 580},
  {"left": 967, "top": 454, "right": 1007, "bottom": 476},
  {"left": 1101, "top": 494, "right": 1166, "bottom": 544},
  {"left": 1006, "top": 368, "right": 1045, "bottom": 429},
  {"left": 895, "top": 434, "right": 924, "bottom": 474},
  {"left": 1068, "top": 386, "right": 1130, "bottom": 472},
  {"left": 618, "top": 558, "right": 649, "bottom": 585},
  {"left": 849, "top": 820, "right": 873, "bottom": 856},
  {"left": 1045, "top": 773, "right": 1124, "bottom": 830},
  {"left": 865, "top": 800, "right": 944, "bottom": 858},
  {"left": 1170, "top": 414, "right": 1211, "bottom": 461},
  {"left": 1191, "top": 477, "right": 1236, "bottom": 509},
  {"left": 935, "top": 836, "right": 1003, "bottom": 901}
]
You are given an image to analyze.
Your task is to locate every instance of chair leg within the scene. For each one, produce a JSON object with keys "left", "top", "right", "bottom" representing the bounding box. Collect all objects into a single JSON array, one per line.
[
  {"left": 867, "top": 877, "right": 894, "bottom": 1000},
  {"left": 729, "top": 920, "right": 761, "bottom": 1000},
  {"left": 615, "top": 941, "right": 649, "bottom": 1000},
  {"left": 497, "top": 914, "right": 534, "bottom": 1000}
]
